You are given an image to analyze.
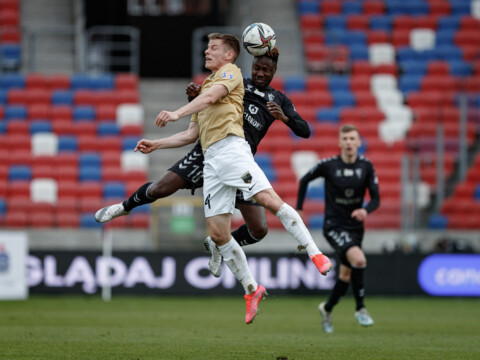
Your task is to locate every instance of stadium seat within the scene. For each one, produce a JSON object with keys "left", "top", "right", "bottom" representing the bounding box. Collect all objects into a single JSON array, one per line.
[
  {"left": 31, "top": 132, "right": 58, "bottom": 156},
  {"left": 116, "top": 104, "right": 144, "bottom": 128}
]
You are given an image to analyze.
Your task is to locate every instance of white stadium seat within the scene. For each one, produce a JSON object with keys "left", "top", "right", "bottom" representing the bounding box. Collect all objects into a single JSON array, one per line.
[
  {"left": 31, "top": 132, "right": 58, "bottom": 156},
  {"left": 30, "top": 178, "right": 58, "bottom": 204}
]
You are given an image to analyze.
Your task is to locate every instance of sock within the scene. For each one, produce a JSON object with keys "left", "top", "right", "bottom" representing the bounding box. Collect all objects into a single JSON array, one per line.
[
  {"left": 325, "top": 279, "right": 349, "bottom": 312},
  {"left": 351, "top": 267, "right": 366, "bottom": 311},
  {"left": 232, "top": 224, "right": 262, "bottom": 247},
  {"left": 122, "top": 182, "right": 155, "bottom": 212},
  {"left": 276, "top": 203, "right": 322, "bottom": 257},
  {"left": 218, "top": 238, "right": 258, "bottom": 294}
]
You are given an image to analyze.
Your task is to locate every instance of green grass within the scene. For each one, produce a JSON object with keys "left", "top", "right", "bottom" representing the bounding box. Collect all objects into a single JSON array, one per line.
[{"left": 1, "top": 295, "right": 479, "bottom": 360}]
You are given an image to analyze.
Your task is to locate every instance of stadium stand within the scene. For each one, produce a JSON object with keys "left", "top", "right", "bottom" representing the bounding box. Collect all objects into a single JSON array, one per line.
[{"left": 0, "top": 70, "right": 149, "bottom": 228}]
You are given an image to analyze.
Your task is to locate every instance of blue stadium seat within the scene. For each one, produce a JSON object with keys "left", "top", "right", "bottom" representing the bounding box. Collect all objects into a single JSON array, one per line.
[
  {"left": 307, "top": 185, "right": 325, "bottom": 199},
  {"left": 435, "top": 30, "right": 455, "bottom": 46},
  {"left": 52, "top": 90, "right": 74, "bottom": 105},
  {"left": 342, "top": 0, "right": 363, "bottom": 15},
  {"left": 435, "top": 45, "right": 463, "bottom": 61},
  {"left": 0, "top": 44, "right": 21, "bottom": 71},
  {"left": 399, "top": 60, "right": 427, "bottom": 76},
  {"left": 254, "top": 153, "right": 272, "bottom": 169},
  {"left": 284, "top": 76, "right": 306, "bottom": 92},
  {"left": 333, "top": 91, "right": 356, "bottom": 107},
  {"left": 80, "top": 214, "right": 102, "bottom": 228},
  {"left": 0, "top": 89, "right": 7, "bottom": 104},
  {"left": 350, "top": 44, "right": 369, "bottom": 61},
  {"left": 79, "top": 166, "right": 101, "bottom": 181},
  {"left": 0, "top": 198, "right": 6, "bottom": 215},
  {"left": 344, "top": 31, "right": 367, "bottom": 46},
  {"left": 316, "top": 108, "right": 340, "bottom": 123},
  {"left": 103, "top": 182, "right": 126, "bottom": 199},
  {"left": 450, "top": 1, "right": 471, "bottom": 16},
  {"left": 71, "top": 74, "right": 114, "bottom": 90},
  {"left": 122, "top": 136, "right": 141, "bottom": 151},
  {"left": 370, "top": 16, "right": 392, "bottom": 31},
  {"left": 309, "top": 215, "right": 324, "bottom": 229},
  {"left": 262, "top": 167, "right": 277, "bottom": 182},
  {"left": 0, "top": 121, "right": 6, "bottom": 134},
  {"left": 474, "top": 184, "right": 480, "bottom": 200},
  {"left": 416, "top": 49, "right": 437, "bottom": 62},
  {"left": 297, "top": 0, "right": 319, "bottom": 15},
  {"left": 397, "top": 48, "right": 418, "bottom": 62},
  {"left": 406, "top": 0, "right": 429, "bottom": 15},
  {"left": 325, "top": 29, "right": 350, "bottom": 45},
  {"left": 437, "top": 16, "right": 460, "bottom": 31},
  {"left": 328, "top": 75, "right": 350, "bottom": 92},
  {"left": 427, "top": 214, "right": 448, "bottom": 229},
  {"left": 58, "top": 136, "right": 78, "bottom": 152},
  {"left": 79, "top": 153, "right": 101, "bottom": 167},
  {"left": 0, "top": 73, "right": 25, "bottom": 90},
  {"left": 399, "top": 75, "right": 422, "bottom": 94},
  {"left": 325, "top": 16, "right": 346, "bottom": 31},
  {"left": 9, "top": 166, "right": 32, "bottom": 181},
  {"left": 5, "top": 105, "right": 27, "bottom": 119},
  {"left": 449, "top": 60, "right": 473, "bottom": 76},
  {"left": 73, "top": 106, "right": 96, "bottom": 121},
  {"left": 97, "top": 122, "right": 119, "bottom": 136},
  {"left": 385, "top": 0, "right": 409, "bottom": 15},
  {"left": 30, "top": 121, "right": 52, "bottom": 134}
]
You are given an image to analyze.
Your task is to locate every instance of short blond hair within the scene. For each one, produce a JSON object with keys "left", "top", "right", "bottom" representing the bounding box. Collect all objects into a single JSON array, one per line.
[
  {"left": 208, "top": 33, "right": 241, "bottom": 62},
  {"left": 339, "top": 124, "right": 360, "bottom": 136}
]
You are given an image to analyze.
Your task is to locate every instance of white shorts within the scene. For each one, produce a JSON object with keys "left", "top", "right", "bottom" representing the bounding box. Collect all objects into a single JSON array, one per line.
[{"left": 203, "top": 135, "right": 272, "bottom": 217}]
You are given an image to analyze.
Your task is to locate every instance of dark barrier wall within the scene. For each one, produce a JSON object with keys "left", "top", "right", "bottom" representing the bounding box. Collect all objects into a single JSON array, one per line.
[
  {"left": 84, "top": 0, "right": 228, "bottom": 77},
  {"left": 29, "top": 251, "right": 480, "bottom": 296}
]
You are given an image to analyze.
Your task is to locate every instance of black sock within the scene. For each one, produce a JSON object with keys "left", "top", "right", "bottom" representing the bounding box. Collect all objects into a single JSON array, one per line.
[
  {"left": 232, "top": 224, "right": 261, "bottom": 246},
  {"left": 351, "top": 267, "right": 366, "bottom": 311},
  {"left": 122, "top": 182, "right": 155, "bottom": 212},
  {"left": 325, "top": 279, "right": 349, "bottom": 312}
]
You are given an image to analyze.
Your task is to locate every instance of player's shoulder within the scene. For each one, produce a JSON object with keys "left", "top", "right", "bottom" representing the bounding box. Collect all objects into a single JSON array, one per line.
[
  {"left": 357, "top": 155, "right": 375, "bottom": 168},
  {"left": 318, "top": 155, "right": 339, "bottom": 165}
]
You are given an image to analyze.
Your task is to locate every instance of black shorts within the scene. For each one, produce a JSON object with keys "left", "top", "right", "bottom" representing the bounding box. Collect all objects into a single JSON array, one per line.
[
  {"left": 168, "top": 143, "right": 204, "bottom": 191},
  {"left": 168, "top": 143, "right": 258, "bottom": 207},
  {"left": 323, "top": 225, "right": 364, "bottom": 268}
]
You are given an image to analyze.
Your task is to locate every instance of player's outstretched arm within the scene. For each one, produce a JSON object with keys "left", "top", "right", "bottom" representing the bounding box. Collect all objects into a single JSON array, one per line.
[
  {"left": 135, "top": 122, "right": 199, "bottom": 153},
  {"left": 155, "top": 84, "right": 227, "bottom": 127}
]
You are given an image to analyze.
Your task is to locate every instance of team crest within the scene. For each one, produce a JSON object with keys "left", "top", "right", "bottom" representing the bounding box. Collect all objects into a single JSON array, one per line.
[
  {"left": 268, "top": 93, "right": 275, "bottom": 101},
  {"left": 221, "top": 72, "right": 234, "bottom": 79},
  {"left": 241, "top": 171, "right": 253, "bottom": 184},
  {"left": 356, "top": 168, "right": 363, "bottom": 178},
  {"left": 345, "top": 189, "right": 354, "bottom": 197}
]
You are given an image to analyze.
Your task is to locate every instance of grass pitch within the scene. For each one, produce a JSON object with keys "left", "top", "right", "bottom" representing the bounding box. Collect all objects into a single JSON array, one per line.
[{"left": 1, "top": 295, "right": 479, "bottom": 360}]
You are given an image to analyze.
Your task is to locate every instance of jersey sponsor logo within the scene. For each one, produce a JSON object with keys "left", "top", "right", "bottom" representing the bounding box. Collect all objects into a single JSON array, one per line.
[
  {"left": 343, "top": 169, "right": 354, "bottom": 177},
  {"left": 345, "top": 189, "right": 354, "bottom": 198},
  {"left": 221, "top": 72, "right": 234, "bottom": 79},
  {"left": 244, "top": 111, "right": 263, "bottom": 130},
  {"left": 241, "top": 171, "right": 253, "bottom": 184},
  {"left": 254, "top": 89, "right": 265, "bottom": 97},
  {"left": 248, "top": 104, "right": 259, "bottom": 114}
]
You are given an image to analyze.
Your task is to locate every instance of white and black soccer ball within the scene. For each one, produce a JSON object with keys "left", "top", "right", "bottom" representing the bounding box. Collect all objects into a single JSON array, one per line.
[{"left": 242, "top": 22, "right": 277, "bottom": 56}]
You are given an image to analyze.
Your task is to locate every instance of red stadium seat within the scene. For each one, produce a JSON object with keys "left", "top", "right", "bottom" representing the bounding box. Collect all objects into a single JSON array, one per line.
[
  {"left": 363, "top": 0, "right": 385, "bottom": 15},
  {"left": 5, "top": 211, "right": 28, "bottom": 227},
  {"left": 115, "top": 73, "right": 139, "bottom": 90},
  {"left": 56, "top": 211, "right": 80, "bottom": 228}
]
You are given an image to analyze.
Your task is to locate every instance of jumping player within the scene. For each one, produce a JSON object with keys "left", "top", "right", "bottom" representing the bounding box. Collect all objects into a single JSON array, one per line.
[{"left": 296, "top": 124, "right": 380, "bottom": 333}]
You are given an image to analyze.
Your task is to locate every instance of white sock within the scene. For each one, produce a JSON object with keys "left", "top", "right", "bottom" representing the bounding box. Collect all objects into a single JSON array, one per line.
[
  {"left": 218, "top": 238, "right": 258, "bottom": 294},
  {"left": 276, "top": 203, "right": 322, "bottom": 257}
]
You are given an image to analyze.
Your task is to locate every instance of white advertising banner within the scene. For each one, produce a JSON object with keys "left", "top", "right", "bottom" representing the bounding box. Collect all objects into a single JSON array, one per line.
[{"left": 0, "top": 232, "right": 29, "bottom": 300}]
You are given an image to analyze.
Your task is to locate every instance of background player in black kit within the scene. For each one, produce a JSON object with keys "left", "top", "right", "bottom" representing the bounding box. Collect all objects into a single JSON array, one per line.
[
  {"left": 95, "top": 47, "right": 312, "bottom": 269},
  {"left": 296, "top": 124, "right": 380, "bottom": 333}
]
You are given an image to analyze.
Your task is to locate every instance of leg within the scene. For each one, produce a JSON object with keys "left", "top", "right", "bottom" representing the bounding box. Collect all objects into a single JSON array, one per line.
[
  {"left": 346, "top": 246, "right": 373, "bottom": 326},
  {"left": 253, "top": 189, "right": 332, "bottom": 275},
  {"left": 232, "top": 203, "right": 268, "bottom": 246},
  {"left": 95, "top": 171, "right": 186, "bottom": 223}
]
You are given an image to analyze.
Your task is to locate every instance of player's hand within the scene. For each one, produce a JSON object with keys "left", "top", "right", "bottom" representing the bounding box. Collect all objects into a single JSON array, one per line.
[
  {"left": 186, "top": 82, "right": 201, "bottom": 98},
  {"left": 134, "top": 139, "right": 156, "bottom": 154},
  {"left": 351, "top": 208, "right": 368, "bottom": 222},
  {"left": 155, "top": 110, "right": 179, "bottom": 127},
  {"left": 267, "top": 101, "right": 288, "bottom": 122}
]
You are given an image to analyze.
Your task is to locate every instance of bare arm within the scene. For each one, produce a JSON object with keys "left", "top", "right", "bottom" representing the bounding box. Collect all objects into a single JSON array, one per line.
[
  {"left": 155, "top": 84, "right": 228, "bottom": 127},
  {"left": 134, "top": 122, "right": 199, "bottom": 154}
]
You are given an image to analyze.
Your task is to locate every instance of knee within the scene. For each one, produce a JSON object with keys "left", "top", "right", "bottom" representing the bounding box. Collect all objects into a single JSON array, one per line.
[
  {"left": 250, "top": 224, "right": 268, "bottom": 240},
  {"left": 351, "top": 257, "right": 367, "bottom": 268},
  {"left": 147, "top": 181, "right": 171, "bottom": 199},
  {"left": 339, "top": 273, "right": 351, "bottom": 283}
]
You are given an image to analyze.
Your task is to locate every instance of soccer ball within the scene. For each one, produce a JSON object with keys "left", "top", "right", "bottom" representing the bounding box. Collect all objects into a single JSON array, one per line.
[{"left": 242, "top": 23, "right": 277, "bottom": 56}]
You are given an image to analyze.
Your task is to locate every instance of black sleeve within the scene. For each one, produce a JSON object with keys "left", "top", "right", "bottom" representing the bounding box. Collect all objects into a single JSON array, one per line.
[
  {"left": 364, "top": 162, "right": 380, "bottom": 214},
  {"left": 296, "top": 162, "right": 324, "bottom": 210},
  {"left": 281, "top": 94, "right": 311, "bottom": 138}
]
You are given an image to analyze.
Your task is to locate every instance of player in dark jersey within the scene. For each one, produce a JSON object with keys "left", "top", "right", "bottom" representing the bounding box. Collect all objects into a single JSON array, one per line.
[
  {"left": 95, "top": 47, "right": 310, "bottom": 250},
  {"left": 296, "top": 124, "right": 380, "bottom": 333}
]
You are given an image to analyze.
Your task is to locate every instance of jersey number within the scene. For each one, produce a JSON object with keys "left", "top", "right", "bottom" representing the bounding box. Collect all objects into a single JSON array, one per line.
[{"left": 205, "top": 194, "right": 211, "bottom": 209}]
